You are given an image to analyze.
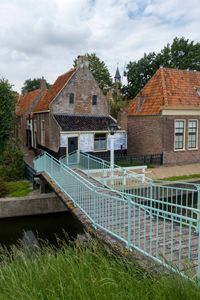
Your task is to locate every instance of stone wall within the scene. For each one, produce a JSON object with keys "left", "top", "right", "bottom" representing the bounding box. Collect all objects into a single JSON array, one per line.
[{"left": 0, "top": 193, "right": 67, "bottom": 218}]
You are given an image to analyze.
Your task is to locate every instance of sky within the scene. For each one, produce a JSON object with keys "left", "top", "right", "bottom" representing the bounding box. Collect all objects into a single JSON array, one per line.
[{"left": 0, "top": 0, "right": 200, "bottom": 92}]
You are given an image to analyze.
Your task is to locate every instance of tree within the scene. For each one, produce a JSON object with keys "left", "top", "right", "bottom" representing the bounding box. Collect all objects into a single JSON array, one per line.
[
  {"left": 0, "top": 79, "right": 16, "bottom": 150},
  {"left": 123, "top": 37, "right": 200, "bottom": 99},
  {"left": 21, "top": 78, "right": 51, "bottom": 94},
  {"left": 74, "top": 53, "right": 113, "bottom": 93}
]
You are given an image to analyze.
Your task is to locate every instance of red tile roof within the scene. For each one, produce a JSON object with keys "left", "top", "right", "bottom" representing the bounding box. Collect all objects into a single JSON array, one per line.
[
  {"left": 16, "top": 89, "right": 41, "bottom": 116},
  {"left": 128, "top": 68, "right": 200, "bottom": 116},
  {"left": 34, "top": 68, "right": 77, "bottom": 112}
]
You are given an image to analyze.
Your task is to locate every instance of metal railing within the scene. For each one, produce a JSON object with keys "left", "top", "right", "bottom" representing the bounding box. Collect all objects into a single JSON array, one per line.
[{"left": 34, "top": 152, "right": 200, "bottom": 279}]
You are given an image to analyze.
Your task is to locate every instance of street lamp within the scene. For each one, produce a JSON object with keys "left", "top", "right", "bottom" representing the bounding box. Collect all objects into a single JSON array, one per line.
[{"left": 108, "top": 123, "right": 118, "bottom": 181}]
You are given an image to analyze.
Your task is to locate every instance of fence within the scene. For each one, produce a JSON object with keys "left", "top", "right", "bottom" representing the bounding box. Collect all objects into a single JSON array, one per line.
[
  {"left": 34, "top": 152, "right": 200, "bottom": 278},
  {"left": 88, "top": 151, "right": 163, "bottom": 165}
]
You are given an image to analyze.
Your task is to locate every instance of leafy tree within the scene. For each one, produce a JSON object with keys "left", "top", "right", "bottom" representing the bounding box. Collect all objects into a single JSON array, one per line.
[
  {"left": 74, "top": 53, "right": 113, "bottom": 93},
  {"left": 0, "top": 79, "right": 16, "bottom": 150},
  {"left": 21, "top": 78, "right": 50, "bottom": 94},
  {"left": 123, "top": 37, "right": 200, "bottom": 99},
  {"left": 0, "top": 138, "right": 24, "bottom": 181}
]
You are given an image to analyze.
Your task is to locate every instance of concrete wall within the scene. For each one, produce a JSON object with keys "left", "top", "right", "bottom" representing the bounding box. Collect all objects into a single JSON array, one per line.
[{"left": 0, "top": 193, "right": 67, "bottom": 218}]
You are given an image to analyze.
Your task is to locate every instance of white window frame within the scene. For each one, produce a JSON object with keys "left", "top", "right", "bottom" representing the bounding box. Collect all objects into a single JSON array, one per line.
[
  {"left": 41, "top": 120, "right": 45, "bottom": 145},
  {"left": 188, "top": 119, "right": 198, "bottom": 150},
  {"left": 174, "top": 119, "right": 186, "bottom": 151}
]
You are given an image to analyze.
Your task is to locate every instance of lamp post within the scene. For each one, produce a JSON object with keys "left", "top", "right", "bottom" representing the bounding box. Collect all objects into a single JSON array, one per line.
[{"left": 108, "top": 123, "right": 118, "bottom": 183}]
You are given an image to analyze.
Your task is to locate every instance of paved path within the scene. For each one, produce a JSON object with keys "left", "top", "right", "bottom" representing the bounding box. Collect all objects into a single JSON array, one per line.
[{"left": 147, "top": 163, "right": 200, "bottom": 180}]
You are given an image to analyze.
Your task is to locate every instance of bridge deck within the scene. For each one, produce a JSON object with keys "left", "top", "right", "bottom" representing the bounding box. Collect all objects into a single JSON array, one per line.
[{"left": 34, "top": 153, "right": 200, "bottom": 279}]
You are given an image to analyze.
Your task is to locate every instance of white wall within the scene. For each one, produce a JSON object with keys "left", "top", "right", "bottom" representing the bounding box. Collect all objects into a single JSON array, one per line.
[
  {"left": 60, "top": 131, "right": 127, "bottom": 152},
  {"left": 107, "top": 132, "right": 127, "bottom": 150}
]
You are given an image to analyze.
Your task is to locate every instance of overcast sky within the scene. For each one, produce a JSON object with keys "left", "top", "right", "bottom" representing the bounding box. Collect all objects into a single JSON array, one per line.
[{"left": 0, "top": 0, "right": 200, "bottom": 92}]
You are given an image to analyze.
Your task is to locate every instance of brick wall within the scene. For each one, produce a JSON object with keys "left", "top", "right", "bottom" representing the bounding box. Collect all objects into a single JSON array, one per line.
[
  {"left": 33, "top": 112, "right": 60, "bottom": 153},
  {"left": 117, "top": 108, "right": 128, "bottom": 131},
  {"left": 127, "top": 116, "right": 163, "bottom": 155},
  {"left": 163, "top": 115, "right": 200, "bottom": 164},
  {"left": 50, "top": 65, "right": 109, "bottom": 115}
]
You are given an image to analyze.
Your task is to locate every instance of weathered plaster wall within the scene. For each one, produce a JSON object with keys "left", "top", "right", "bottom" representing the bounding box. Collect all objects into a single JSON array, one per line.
[{"left": 50, "top": 65, "right": 109, "bottom": 115}]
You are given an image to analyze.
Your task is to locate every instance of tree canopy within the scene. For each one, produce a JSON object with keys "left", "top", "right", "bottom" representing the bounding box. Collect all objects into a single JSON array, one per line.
[
  {"left": 0, "top": 79, "right": 16, "bottom": 149},
  {"left": 74, "top": 53, "right": 113, "bottom": 93},
  {"left": 123, "top": 37, "right": 200, "bottom": 99},
  {"left": 21, "top": 78, "right": 51, "bottom": 94}
]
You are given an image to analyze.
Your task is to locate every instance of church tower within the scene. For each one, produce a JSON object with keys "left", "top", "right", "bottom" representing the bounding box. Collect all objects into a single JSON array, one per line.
[{"left": 114, "top": 66, "right": 121, "bottom": 84}]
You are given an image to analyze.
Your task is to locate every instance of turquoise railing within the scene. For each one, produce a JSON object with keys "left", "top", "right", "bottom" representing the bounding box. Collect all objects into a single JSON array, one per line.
[{"left": 34, "top": 152, "right": 200, "bottom": 279}]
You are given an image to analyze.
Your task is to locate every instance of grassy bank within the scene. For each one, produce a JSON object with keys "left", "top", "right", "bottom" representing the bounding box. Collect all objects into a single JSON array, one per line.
[
  {"left": 0, "top": 240, "right": 199, "bottom": 300},
  {"left": 159, "top": 174, "right": 200, "bottom": 181},
  {"left": 0, "top": 180, "right": 32, "bottom": 198}
]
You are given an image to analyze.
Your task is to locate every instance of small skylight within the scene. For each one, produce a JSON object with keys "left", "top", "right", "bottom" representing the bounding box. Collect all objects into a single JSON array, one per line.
[{"left": 197, "top": 88, "right": 200, "bottom": 97}]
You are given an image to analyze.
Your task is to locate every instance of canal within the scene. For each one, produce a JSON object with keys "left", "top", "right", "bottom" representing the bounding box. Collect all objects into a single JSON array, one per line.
[{"left": 0, "top": 211, "right": 84, "bottom": 249}]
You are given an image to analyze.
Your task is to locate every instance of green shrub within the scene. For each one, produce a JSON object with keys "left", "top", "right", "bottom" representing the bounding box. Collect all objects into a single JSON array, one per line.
[
  {"left": 0, "top": 138, "right": 24, "bottom": 181},
  {"left": 0, "top": 177, "right": 8, "bottom": 197}
]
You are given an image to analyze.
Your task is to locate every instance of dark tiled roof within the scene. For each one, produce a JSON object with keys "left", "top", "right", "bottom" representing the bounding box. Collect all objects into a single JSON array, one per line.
[{"left": 54, "top": 114, "right": 116, "bottom": 131}]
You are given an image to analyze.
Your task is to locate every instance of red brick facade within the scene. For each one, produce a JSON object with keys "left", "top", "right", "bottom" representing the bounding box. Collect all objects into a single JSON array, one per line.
[{"left": 128, "top": 114, "right": 200, "bottom": 165}]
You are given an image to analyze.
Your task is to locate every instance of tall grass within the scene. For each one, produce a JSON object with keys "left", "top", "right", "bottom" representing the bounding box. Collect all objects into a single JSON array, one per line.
[{"left": 0, "top": 239, "right": 199, "bottom": 300}]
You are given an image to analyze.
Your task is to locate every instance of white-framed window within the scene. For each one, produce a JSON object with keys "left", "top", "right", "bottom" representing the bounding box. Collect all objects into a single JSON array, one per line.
[
  {"left": 41, "top": 120, "right": 45, "bottom": 145},
  {"left": 188, "top": 120, "right": 198, "bottom": 150},
  {"left": 174, "top": 120, "right": 185, "bottom": 151},
  {"left": 94, "top": 133, "right": 107, "bottom": 151}
]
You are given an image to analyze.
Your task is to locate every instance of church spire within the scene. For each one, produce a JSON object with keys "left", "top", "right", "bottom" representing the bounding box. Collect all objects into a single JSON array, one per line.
[{"left": 114, "top": 66, "right": 121, "bottom": 84}]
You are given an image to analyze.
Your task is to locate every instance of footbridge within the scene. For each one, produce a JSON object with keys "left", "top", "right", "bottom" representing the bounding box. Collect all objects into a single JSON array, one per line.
[{"left": 34, "top": 151, "right": 200, "bottom": 279}]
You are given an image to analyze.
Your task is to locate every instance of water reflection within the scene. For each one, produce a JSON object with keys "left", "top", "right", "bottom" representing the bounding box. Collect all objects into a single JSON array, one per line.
[{"left": 0, "top": 212, "right": 84, "bottom": 249}]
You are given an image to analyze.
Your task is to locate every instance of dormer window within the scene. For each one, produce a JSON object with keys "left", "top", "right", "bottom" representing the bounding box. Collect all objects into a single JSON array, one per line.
[
  {"left": 69, "top": 93, "right": 74, "bottom": 104},
  {"left": 92, "top": 95, "right": 97, "bottom": 105}
]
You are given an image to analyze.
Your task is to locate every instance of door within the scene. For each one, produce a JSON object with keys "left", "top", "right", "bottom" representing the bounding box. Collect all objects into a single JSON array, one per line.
[{"left": 68, "top": 137, "right": 78, "bottom": 154}]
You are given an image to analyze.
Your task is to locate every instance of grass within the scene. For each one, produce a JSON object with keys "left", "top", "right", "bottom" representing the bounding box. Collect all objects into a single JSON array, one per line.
[
  {"left": 116, "top": 160, "right": 155, "bottom": 168},
  {"left": 159, "top": 174, "right": 200, "bottom": 181},
  {"left": 6, "top": 181, "right": 32, "bottom": 197},
  {"left": 0, "top": 239, "right": 199, "bottom": 300}
]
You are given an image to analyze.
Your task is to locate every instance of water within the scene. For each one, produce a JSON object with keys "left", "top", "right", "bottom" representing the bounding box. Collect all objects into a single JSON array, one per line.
[{"left": 0, "top": 212, "right": 84, "bottom": 249}]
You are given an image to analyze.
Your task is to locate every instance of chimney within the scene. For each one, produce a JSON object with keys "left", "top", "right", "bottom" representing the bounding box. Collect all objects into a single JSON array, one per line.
[
  {"left": 40, "top": 76, "right": 47, "bottom": 92},
  {"left": 77, "top": 55, "right": 89, "bottom": 68}
]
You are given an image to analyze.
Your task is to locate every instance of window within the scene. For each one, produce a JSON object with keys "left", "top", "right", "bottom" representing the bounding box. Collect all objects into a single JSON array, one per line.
[
  {"left": 188, "top": 120, "right": 198, "bottom": 149},
  {"left": 94, "top": 133, "right": 107, "bottom": 150},
  {"left": 174, "top": 120, "right": 185, "bottom": 150},
  {"left": 69, "top": 93, "right": 74, "bottom": 104},
  {"left": 92, "top": 95, "right": 97, "bottom": 105},
  {"left": 41, "top": 120, "right": 45, "bottom": 145}
]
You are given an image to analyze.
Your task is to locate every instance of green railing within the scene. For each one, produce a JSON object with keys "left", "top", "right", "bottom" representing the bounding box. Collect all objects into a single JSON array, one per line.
[{"left": 34, "top": 152, "right": 200, "bottom": 279}]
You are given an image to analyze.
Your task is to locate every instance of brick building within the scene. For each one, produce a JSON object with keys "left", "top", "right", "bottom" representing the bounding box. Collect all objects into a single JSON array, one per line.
[
  {"left": 127, "top": 67, "right": 200, "bottom": 164},
  {"left": 16, "top": 80, "right": 46, "bottom": 148},
  {"left": 33, "top": 56, "right": 126, "bottom": 157}
]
